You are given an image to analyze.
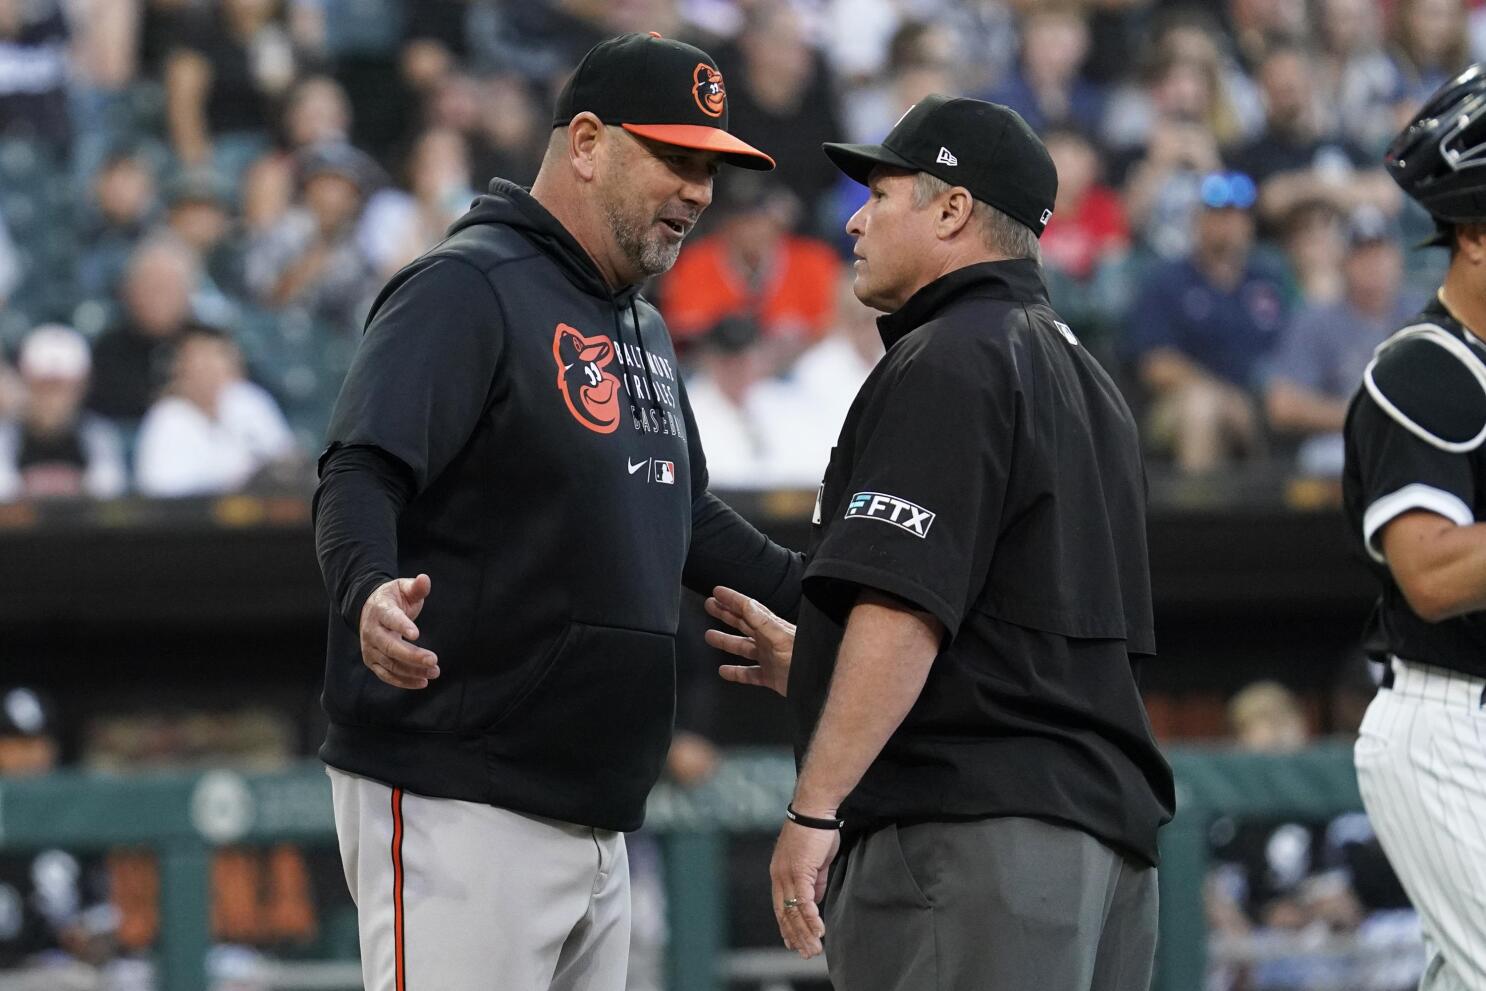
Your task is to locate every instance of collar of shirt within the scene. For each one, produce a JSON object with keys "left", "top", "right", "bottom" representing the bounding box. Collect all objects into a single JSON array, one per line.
[
  {"left": 875, "top": 258, "right": 1049, "bottom": 351},
  {"left": 1427, "top": 290, "right": 1486, "bottom": 351}
]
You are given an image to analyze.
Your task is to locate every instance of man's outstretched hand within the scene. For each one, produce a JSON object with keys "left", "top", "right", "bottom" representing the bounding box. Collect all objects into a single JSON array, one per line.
[
  {"left": 705, "top": 586, "right": 795, "bottom": 697},
  {"left": 359, "top": 574, "right": 440, "bottom": 689}
]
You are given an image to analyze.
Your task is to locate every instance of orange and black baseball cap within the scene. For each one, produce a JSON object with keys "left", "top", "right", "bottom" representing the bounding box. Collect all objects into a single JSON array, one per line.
[{"left": 553, "top": 33, "right": 775, "bottom": 171}]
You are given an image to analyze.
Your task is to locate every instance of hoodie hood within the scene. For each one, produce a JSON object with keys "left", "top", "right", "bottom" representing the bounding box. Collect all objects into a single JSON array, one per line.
[{"left": 448, "top": 179, "right": 641, "bottom": 306}]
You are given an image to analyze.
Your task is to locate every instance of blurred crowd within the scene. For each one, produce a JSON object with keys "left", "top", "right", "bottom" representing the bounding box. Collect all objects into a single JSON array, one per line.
[
  {"left": 0, "top": 0, "right": 1482, "bottom": 500},
  {"left": 1203, "top": 679, "right": 1424, "bottom": 991}
]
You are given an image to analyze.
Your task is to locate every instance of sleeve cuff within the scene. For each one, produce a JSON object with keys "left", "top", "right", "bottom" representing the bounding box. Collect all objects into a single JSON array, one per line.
[
  {"left": 343, "top": 572, "right": 394, "bottom": 631},
  {"left": 803, "top": 557, "right": 963, "bottom": 640},
  {"left": 1362, "top": 483, "right": 1474, "bottom": 563}
]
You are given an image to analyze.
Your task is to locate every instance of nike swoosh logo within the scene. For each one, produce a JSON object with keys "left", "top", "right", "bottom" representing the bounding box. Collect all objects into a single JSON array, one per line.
[{"left": 628, "top": 458, "right": 650, "bottom": 475}]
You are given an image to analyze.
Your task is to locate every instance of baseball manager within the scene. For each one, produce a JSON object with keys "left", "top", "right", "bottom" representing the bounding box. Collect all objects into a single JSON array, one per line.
[{"left": 313, "top": 33, "right": 802, "bottom": 991}]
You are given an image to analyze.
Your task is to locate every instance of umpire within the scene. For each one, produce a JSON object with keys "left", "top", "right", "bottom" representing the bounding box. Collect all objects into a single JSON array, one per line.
[
  {"left": 709, "top": 95, "right": 1174, "bottom": 990},
  {"left": 1346, "top": 64, "right": 1486, "bottom": 990}
]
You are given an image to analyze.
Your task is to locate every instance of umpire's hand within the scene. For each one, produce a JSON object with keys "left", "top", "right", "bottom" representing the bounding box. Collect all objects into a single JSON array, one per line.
[
  {"left": 705, "top": 586, "right": 795, "bottom": 696},
  {"left": 359, "top": 574, "right": 440, "bottom": 689}
]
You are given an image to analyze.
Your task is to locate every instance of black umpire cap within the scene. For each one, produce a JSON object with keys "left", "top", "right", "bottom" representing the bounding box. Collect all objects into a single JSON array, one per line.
[
  {"left": 554, "top": 32, "right": 775, "bottom": 171},
  {"left": 824, "top": 94, "right": 1059, "bottom": 237}
]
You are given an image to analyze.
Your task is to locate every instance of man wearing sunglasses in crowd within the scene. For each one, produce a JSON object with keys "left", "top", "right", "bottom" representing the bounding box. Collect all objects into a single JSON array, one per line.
[{"left": 1125, "top": 170, "right": 1291, "bottom": 474}]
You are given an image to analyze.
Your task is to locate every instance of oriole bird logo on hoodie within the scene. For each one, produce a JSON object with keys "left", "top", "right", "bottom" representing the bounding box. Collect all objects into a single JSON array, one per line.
[{"left": 553, "top": 323, "right": 622, "bottom": 433}]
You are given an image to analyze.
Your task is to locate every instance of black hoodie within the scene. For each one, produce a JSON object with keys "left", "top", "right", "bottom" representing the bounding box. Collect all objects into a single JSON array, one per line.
[{"left": 314, "top": 180, "right": 803, "bottom": 831}]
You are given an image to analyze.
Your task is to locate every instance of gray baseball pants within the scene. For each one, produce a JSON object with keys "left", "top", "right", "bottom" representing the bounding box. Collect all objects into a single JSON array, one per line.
[
  {"left": 328, "top": 767, "right": 630, "bottom": 991},
  {"left": 823, "top": 816, "right": 1158, "bottom": 991}
]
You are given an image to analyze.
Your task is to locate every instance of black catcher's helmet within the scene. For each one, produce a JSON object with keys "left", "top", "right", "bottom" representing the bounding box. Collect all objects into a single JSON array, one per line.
[{"left": 1386, "top": 63, "right": 1486, "bottom": 243}]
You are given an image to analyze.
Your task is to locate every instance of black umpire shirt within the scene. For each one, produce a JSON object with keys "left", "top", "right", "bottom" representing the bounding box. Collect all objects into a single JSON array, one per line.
[
  {"left": 1343, "top": 293, "right": 1486, "bottom": 677},
  {"left": 788, "top": 259, "right": 1175, "bottom": 867}
]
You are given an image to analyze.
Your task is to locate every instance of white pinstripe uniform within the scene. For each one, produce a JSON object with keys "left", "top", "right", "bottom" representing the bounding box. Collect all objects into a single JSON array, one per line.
[{"left": 1345, "top": 312, "right": 1486, "bottom": 991}]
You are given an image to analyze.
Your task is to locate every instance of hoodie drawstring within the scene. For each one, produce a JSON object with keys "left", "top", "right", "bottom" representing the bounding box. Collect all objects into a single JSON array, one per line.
[
  {"left": 612, "top": 298, "right": 664, "bottom": 431},
  {"left": 630, "top": 299, "right": 663, "bottom": 420},
  {"left": 613, "top": 305, "right": 642, "bottom": 425}
]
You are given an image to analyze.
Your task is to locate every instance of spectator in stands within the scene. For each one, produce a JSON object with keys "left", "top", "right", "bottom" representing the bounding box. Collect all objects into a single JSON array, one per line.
[
  {"left": 1227, "top": 45, "right": 1400, "bottom": 232},
  {"left": 1115, "top": 50, "right": 1229, "bottom": 259},
  {"left": 424, "top": 72, "right": 545, "bottom": 189},
  {"left": 134, "top": 325, "right": 296, "bottom": 497},
  {"left": 982, "top": 3, "right": 1105, "bottom": 136},
  {"left": 840, "top": 20, "right": 957, "bottom": 144},
  {"left": 789, "top": 274, "right": 883, "bottom": 470},
  {"left": 723, "top": 1, "right": 846, "bottom": 235},
  {"left": 245, "top": 141, "right": 383, "bottom": 331},
  {"left": 0, "top": 686, "right": 56, "bottom": 776},
  {"left": 819, "top": 0, "right": 921, "bottom": 88},
  {"left": 1205, "top": 681, "right": 1418, "bottom": 991},
  {"left": 1126, "top": 170, "right": 1289, "bottom": 473},
  {"left": 459, "top": 0, "right": 608, "bottom": 91},
  {"left": 680, "top": 315, "right": 821, "bottom": 490},
  {"left": 661, "top": 172, "right": 840, "bottom": 369},
  {"left": 78, "top": 146, "right": 161, "bottom": 301},
  {"left": 68, "top": 0, "right": 143, "bottom": 187},
  {"left": 1388, "top": 0, "right": 1470, "bottom": 104},
  {"left": 0, "top": 325, "right": 126, "bottom": 501},
  {"left": 241, "top": 74, "right": 355, "bottom": 239},
  {"left": 1224, "top": 0, "right": 1312, "bottom": 72},
  {"left": 163, "top": 167, "right": 248, "bottom": 322},
  {"left": 0, "top": 686, "right": 139, "bottom": 984},
  {"left": 280, "top": 72, "right": 353, "bottom": 151},
  {"left": 0, "top": 0, "right": 71, "bottom": 155},
  {"left": 87, "top": 237, "right": 201, "bottom": 423},
  {"left": 163, "top": 0, "right": 309, "bottom": 175},
  {"left": 298, "top": 0, "right": 454, "bottom": 163},
  {"left": 1313, "top": 0, "right": 1407, "bottom": 155},
  {"left": 1280, "top": 199, "right": 1347, "bottom": 307},
  {"left": 1041, "top": 128, "right": 1129, "bottom": 284},
  {"left": 1230, "top": 679, "right": 1312, "bottom": 753},
  {"left": 1104, "top": 14, "right": 1251, "bottom": 165},
  {"left": 359, "top": 126, "right": 477, "bottom": 280},
  {"left": 1265, "top": 207, "right": 1415, "bottom": 476}
]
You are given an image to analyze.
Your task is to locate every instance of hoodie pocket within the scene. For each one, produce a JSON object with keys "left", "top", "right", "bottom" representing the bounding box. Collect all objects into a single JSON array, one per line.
[{"left": 484, "top": 622, "right": 676, "bottom": 798}]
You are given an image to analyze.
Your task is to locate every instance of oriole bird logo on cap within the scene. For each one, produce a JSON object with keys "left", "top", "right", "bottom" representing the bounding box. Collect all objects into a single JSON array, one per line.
[{"left": 692, "top": 63, "right": 726, "bottom": 118}]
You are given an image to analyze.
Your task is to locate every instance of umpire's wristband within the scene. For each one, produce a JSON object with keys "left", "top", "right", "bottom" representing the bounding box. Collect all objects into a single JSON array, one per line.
[{"left": 786, "top": 804, "right": 845, "bottom": 831}]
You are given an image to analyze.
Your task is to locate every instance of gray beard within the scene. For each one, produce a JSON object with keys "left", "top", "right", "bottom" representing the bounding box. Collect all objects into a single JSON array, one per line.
[{"left": 602, "top": 196, "right": 682, "bottom": 279}]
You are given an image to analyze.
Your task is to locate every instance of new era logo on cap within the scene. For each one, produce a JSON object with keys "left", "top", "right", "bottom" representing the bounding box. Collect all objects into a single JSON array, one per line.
[
  {"left": 936, "top": 146, "right": 958, "bottom": 166},
  {"left": 1040, "top": 208, "right": 1053, "bottom": 224}
]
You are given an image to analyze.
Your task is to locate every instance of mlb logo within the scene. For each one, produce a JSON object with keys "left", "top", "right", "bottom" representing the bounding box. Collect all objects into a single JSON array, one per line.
[{"left": 654, "top": 461, "right": 675, "bottom": 485}]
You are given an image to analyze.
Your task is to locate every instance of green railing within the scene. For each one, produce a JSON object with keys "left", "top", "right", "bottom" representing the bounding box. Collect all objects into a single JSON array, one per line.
[{"left": 0, "top": 743, "right": 1362, "bottom": 990}]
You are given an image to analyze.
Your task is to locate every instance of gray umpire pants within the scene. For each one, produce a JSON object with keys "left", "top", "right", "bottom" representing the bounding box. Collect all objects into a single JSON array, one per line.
[{"left": 823, "top": 816, "right": 1158, "bottom": 991}]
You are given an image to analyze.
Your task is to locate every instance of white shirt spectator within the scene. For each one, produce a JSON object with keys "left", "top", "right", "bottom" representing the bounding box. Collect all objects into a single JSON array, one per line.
[
  {"left": 685, "top": 373, "right": 824, "bottom": 490},
  {"left": 135, "top": 380, "right": 295, "bottom": 497},
  {"left": 791, "top": 333, "right": 879, "bottom": 461}
]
